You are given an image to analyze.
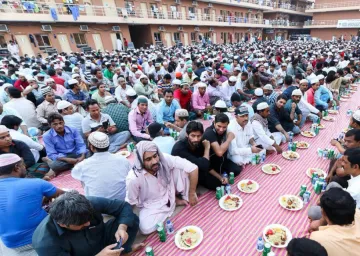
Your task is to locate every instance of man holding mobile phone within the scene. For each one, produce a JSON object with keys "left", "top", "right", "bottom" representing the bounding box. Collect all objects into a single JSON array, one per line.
[{"left": 228, "top": 106, "right": 263, "bottom": 166}]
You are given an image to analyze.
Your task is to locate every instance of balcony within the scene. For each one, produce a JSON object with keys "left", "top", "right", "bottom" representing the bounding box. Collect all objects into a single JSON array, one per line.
[
  {"left": 270, "top": 20, "right": 305, "bottom": 29},
  {"left": 265, "top": 2, "right": 312, "bottom": 16},
  {"left": 306, "top": 1, "right": 360, "bottom": 12},
  {"left": 303, "top": 20, "right": 337, "bottom": 28},
  {"left": 0, "top": 3, "right": 272, "bottom": 28},
  {"left": 198, "top": 0, "right": 274, "bottom": 11}
]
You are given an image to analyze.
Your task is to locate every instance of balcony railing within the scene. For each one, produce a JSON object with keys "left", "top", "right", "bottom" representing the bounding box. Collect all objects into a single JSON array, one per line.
[
  {"left": 307, "top": 1, "right": 360, "bottom": 10},
  {"left": 270, "top": 20, "right": 304, "bottom": 27},
  {"left": 271, "top": 3, "right": 307, "bottom": 12},
  {"left": 304, "top": 20, "right": 337, "bottom": 26}
]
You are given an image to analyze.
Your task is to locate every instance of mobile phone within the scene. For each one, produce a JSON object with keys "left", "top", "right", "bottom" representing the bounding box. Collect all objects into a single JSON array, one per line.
[
  {"left": 256, "top": 144, "right": 263, "bottom": 149},
  {"left": 102, "top": 120, "right": 109, "bottom": 130},
  {"left": 112, "top": 238, "right": 122, "bottom": 250}
]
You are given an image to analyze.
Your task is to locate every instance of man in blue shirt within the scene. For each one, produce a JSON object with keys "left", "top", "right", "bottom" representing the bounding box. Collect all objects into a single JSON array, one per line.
[
  {"left": 63, "top": 79, "right": 88, "bottom": 113},
  {"left": 43, "top": 113, "right": 87, "bottom": 175},
  {"left": 314, "top": 74, "right": 333, "bottom": 111},
  {"left": 0, "top": 153, "right": 63, "bottom": 255},
  {"left": 157, "top": 89, "right": 180, "bottom": 125}
]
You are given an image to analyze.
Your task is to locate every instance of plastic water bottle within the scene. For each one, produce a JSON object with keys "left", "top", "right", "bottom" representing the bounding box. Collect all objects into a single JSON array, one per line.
[
  {"left": 260, "top": 152, "right": 266, "bottom": 163},
  {"left": 256, "top": 237, "right": 264, "bottom": 252},
  {"left": 165, "top": 220, "right": 174, "bottom": 235}
]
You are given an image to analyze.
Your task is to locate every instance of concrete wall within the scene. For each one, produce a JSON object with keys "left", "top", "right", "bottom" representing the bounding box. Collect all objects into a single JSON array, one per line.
[{"left": 310, "top": 28, "right": 359, "bottom": 40}]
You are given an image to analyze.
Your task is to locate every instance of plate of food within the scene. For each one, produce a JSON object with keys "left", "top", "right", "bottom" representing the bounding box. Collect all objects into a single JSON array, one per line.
[
  {"left": 263, "top": 224, "right": 292, "bottom": 248},
  {"left": 279, "top": 195, "right": 304, "bottom": 211},
  {"left": 294, "top": 141, "right": 309, "bottom": 149},
  {"left": 306, "top": 168, "right": 327, "bottom": 179},
  {"left": 282, "top": 151, "right": 300, "bottom": 161},
  {"left": 342, "top": 95, "right": 351, "bottom": 99},
  {"left": 238, "top": 179, "right": 259, "bottom": 194},
  {"left": 340, "top": 98, "right": 349, "bottom": 102},
  {"left": 301, "top": 131, "right": 316, "bottom": 138},
  {"left": 343, "top": 127, "right": 352, "bottom": 133},
  {"left": 328, "top": 109, "right": 339, "bottom": 115},
  {"left": 317, "top": 123, "right": 325, "bottom": 129},
  {"left": 227, "top": 107, "right": 235, "bottom": 113},
  {"left": 117, "top": 150, "right": 130, "bottom": 158},
  {"left": 262, "top": 164, "right": 281, "bottom": 175},
  {"left": 219, "top": 194, "right": 243, "bottom": 211},
  {"left": 175, "top": 226, "right": 203, "bottom": 250},
  {"left": 323, "top": 116, "right": 335, "bottom": 121}
]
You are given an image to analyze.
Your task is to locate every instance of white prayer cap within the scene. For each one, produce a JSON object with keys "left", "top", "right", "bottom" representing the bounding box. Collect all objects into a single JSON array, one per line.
[
  {"left": 0, "top": 153, "right": 21, "bottom": 167},
  {"left": 353, "top": 110, "right": 360, "bottom": 122},
  {"left": 0, "top": 125, "right": 9, "bottom": 133},
  {"left": 135, "top": 70, "right": 142, "bottom": 75},
  {"left": 197, "top": 82, "right": 207, "bottom": 88},
  {"left": 172, "top": 79, "right": 181, "bottom": 85},
  {"left": 310, "top": 78, "right": 319, "bottom": 84},
  {"left": 292, "top": 89, "right": 302, "bottom": 96},
  {"left": 257, "top": 102, "right": 269, "bottom": 111},
  {"left": 45, "top": 78, "right": 55, "bottom": 84},
  {"left": 155, "top": 63, "right": 161, "bottom": 67},
  {"left": 105, "top": 95, "right": 116, "bottom": 104},
  {"left": 317, "top": 74, "right": 325, "bottom": 80},
  {"left": 131, "top": 64, "right": 138, "bottom": 68},
  {"left": 175, "top": 109, "right": 189, "bottom": 117},
  {"left": 26, "top": 75, "right": 35, "bottom": 81},
  {"left": 254, "top": 88, "right": 263, "bottom": 96},
  {"left": 68, "top": 79, "right": 78, "bottom": 85},
  {"left": 300, "top": 79, "right": 309, "bottom": 85},
  {"left": 139, "top": 74, "right": 148, "bottom": 80},
  {"left": 120, "top": 63, "right": 126, "bottom": 66},
  {"left": 72, "top": 73, "right": 80, "bottom": 79},
  {"left": 57, "top": 100, "right": 72, "bottom": 110},
  {"left": 229, "top": 76, "right": 237, "bottom": 82},
  {"left": 88, "top": 132, "right": 110, "bottom": 149},
  {"left": 263, "top": 84, "right": 273, "bottom": 90},
  {"left": 126, "top": 88, "right": 137, "bottom": 96},
  {"left": 214, "top": 100, "right": 227, "bottom": 108}
]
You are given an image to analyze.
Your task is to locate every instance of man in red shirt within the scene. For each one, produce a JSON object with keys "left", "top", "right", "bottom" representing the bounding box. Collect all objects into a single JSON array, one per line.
[
  {"left": 13, "top": 72, "right": 29, "bottom": 91},
  {"left": 306, "top": 77, "right": 320, "bottom": 106},
  {"left": 48, "top": 69, "right": 65, "bottom": 87},
  {"left": 174, "top": 82, "right": 192, "bottom": 110}
]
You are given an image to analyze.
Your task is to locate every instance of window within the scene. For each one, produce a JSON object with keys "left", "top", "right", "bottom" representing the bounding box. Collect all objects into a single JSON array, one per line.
[
  {"left": 188, "top": 7, "right": 195, "bottom": 19},
  {"left": 34, "top": 34, "right": 51, "bottom": 48},
  {"left": 203, "top": 32, "right": 210, "bottom": 39},
  {"left": 154, "top": 32, "right": 161, "bottom": 42},
  {"left": 204, "top": 8, "right": 210, "bottom": 20},
  {"left": 190, "top": 32, "right": 196, "bottom": 43},
  {"left": 170, "top": 5, "right": 178, "bottom": 19},
  {"left": 0, "top": 35, "right": 6, "bottom": 48},
  {"left": 173, "top": 32, "right": 180, "bottom": 42},
  {"left": 73, "top": 33, "right": 87, "bottom": 46}
]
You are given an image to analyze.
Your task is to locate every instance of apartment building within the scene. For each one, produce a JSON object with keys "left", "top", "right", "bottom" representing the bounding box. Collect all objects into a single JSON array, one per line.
[
  {"left": 305, "top": 0, "right": 360, "bottom": 40},
  {"left": 0, "top": 0, "right": 312, "bottom": 56}
]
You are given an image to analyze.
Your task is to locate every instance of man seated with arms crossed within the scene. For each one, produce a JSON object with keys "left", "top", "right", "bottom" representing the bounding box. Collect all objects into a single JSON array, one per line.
[
  {"left": 227, "top": 106, "right": 263, "bottom": 166},
  {"left": 191, "top": 82, "right": 211, "bottom": 118},
  {"left": 172, "top": 121, "right": 211, "bottom": 189},
  {"left": 43, "top": 113, "right": 87, "bottom": 175},
  {"left": 165, "top": 109, "right": 189, "bottom": 141},
  {"left": 128, "top": 97, "right": 153, "bottom": 143},
  {"left": 310, "top": 188, "right": 360, "bottom": 256},
  {"left": 33, "top": 191, "right": 142, "bottom": 256},
  {"left": 251, "top": 102, "right": 283, "bottom": 154},
  {"left": 201, "top": 113, "right": 242, "bottom": 190},
  {"left": 0, "top": 154, "right": 63, "bottom": 256},
  {"left": 126, "top": 141, "right": 199, "bottom": 235},
  {"left": 72, "top": 132, "right": 131, "bottom": 201}
]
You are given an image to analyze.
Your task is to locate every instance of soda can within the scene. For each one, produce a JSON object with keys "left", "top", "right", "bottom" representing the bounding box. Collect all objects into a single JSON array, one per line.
[
  {"left": 291, "top": 142, "right": 297, "bottom": 152},
  {"left": 126, "top": 144, "right": 132, "bottom": 152},
  {"left": 325, "top": 110, "right": 328, "bottom": 116},
  {"left": 229, "top": 172, "right": 235, "bottom": 184},
  {"left": 299, "top": 185, "right": 307, "bottom": 198},
  {"left": 322, "top": 149, "right": 328, "bottom": 160},
  {"left": 145, "top": 246, "right": 155, "bottom": 256},
  {"left": 157, "top": 227, "right": 166, "bottom": 242},
  {"left": 263, "top": 242, "right": 272, "bottom": 254},
  {"left": 156, "top": 222, "right": 163, "bottom": 229},
  {"left": 251, "top": 155, "right": 257, "bottom": 165},
  {"left": 317, "top": 148, "right": 323, "bottom": 158},
  {"left": 225, "top": 184, "right": 231, "bottom": 194},
  {"left": 130, "top": 142, "right": 135, "bottom": 152},
  {"left": 321, "top": 180, "right": 327, "bottom": 192},
  {"left": 288, "top": 142, "right": 293, "bottom": 151},
  {"left": 303, "top": 191, "right": 311, "bottom": 204},
  {"left": 312, "top": 174, "right": 319, "bottom": 186},
  {"left": 255, "top": 154, "right": 260, "bottom": 164},
  {"left": 216, "top": 187, "right": 222, "bottom": 200},
  {"left": 314, "top": 181, "right": 322, "bottom": 195}
]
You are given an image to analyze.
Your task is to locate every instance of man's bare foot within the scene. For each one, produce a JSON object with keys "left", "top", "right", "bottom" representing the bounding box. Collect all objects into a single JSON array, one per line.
[
  {"left": 176, "top": 197, "right": 189, "bottom": 206},
  {"left": 42, "top": 157, "right": 52, "bottom": 165},
  {"left": 43, "top": 169, "right": 56, "bottom": 181},
  {"left": 122, "top": 243, "right": 145, "bottom": 256}
]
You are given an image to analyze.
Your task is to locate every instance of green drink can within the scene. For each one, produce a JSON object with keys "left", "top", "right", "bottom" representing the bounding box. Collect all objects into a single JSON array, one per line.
[
  {"left": 229, "top": 172, "right": 234, "bottom": 184},
  {"left": 216, "top": 187, "right": 222, "bottom": 200},
  {"left": 157, "top": 226, "right": 166, "bottom": 242},
  {"left": 299, "top": 185, "right": 307, "bottom": 198},
  {"left": 203, "top": 113, "right": 207, "bottom": 120},
  {"left": 291, "top": 142, "right": 297, "bottom": 152},
  {"left": 314, "top": 181, "right": 322, "bottom": 195},
  {"left": 156, "top": 222, "right": 163, "bottom": 229},
  {"left": 263, "top": 242, "right": 272, "bottom": 255},
  {"left": 145, "top": 246, "right": 155, "bottom": 256}
]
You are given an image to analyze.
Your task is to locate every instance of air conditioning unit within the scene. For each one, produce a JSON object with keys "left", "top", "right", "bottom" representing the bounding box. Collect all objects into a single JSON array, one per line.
[
  {"left": 112, "top": 26, "right": 121, "bottom": 31},
  {"left": 0, "top": 24, "right": 9, "bottom": 32},
  {"left": 175, "top": 0, "right": 181, "bottom": 4},
  {"left": 158, "top": 26, "right": 165, "bottom": 31},
  {"left": 209, "top": 27, "right": 214, "bottom": 31},
  {"left": 192, "top": 0, "right": 198, "bottom": 6},
  {"left": 80, "top": 25, "right": 89, "bottom": 31},
  {"left": 41, "top": 25, "right": 52, "bottom": 31},
  {"left": 194, "top": 26, "right": 200, "bottom": 31},
  {"left": 178, "top": 26, "right": 183, "bottom": 31},
  {"left": 208, "top": 3, "right": 213, "bottom": 7},
  {"left": 248, "top": 9, "right": 253, "bottom": 13}
]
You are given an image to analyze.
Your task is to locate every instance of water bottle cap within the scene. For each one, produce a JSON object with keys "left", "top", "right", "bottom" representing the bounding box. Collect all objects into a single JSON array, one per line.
[
  {"left": 258, "top": 237, "right": 263, "bottom": 240},
  {"left": 166, "top": 220, "right": 171, "bottom": 223}
]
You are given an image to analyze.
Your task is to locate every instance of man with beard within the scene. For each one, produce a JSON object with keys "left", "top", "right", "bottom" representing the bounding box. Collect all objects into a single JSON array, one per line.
[
  {"left": 165, "top": 109, "right": 189, "bottom": 141},
  {"left": 174, "top": 82, "right": 192, "bottom": 110},
  {"left": 245, "top": 68, "right": 263, "bottom": 94},
  {"left": 297, "top": 79, "right": 321, "bottom": 127},
  {"left": 284, "top": 89, "right": 303, "bottom": 133},
  {"left": 133, "top": 75, "right": 158, "bottom": 102},
  {"left": 0, "top": 154, "right": 63, "bottom": 256},
  {"left": 263, "top": 84, "right": 279, "bottom": 105},
  {"left": 201, "top": 113, "right": 241, "bottom": 190},
  {"left": 126, "top": 141, "right": 199, "bottom": 234}
]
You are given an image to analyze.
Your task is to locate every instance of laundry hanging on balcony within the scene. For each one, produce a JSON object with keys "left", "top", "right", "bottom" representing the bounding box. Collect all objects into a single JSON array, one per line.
[
  {"left": 50, "top": 8, "right": 58, "bottom": 20},
  {"left": 69, "top": 5, "right": 79, "bottom": 20}
]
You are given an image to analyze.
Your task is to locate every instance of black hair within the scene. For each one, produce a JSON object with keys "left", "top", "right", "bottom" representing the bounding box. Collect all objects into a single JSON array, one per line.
[
  {"left": 241, "top": 72, "right": 248, "bottom": 77},
  {"left": 352, "top": 116, "right": 360, "bottom": 127},
  {"left": 284, "top": 75, "right": 293, "bottom": 86},
  {"left": 49, "top": 191, "right": 94, "bottom": 226},
  {"left": 345, "top": 128, "right": 360, "bottom": 141},
  {"left": 287, "top": 238, "right": 328, "bottom": 256},
  {"left": 186, "top": 121, "right": 204, "bottom": 135},
  {"left": 231, "top": 93, "right": 241, "bottom": 102},
  {"left": 320, "top": 188, "right": 356, "bottom": 225},
  {"left": 326, "top": 70, "right": 337, "bottom": 84},
  {"left": 86, "top": 99, "right": 99, "bottom": 110},
  {"left": 193, "top": 77, "right": 201, "bottom": 82},
  {"left": 316, "top": 62, "right": 323, "bottom": 70},
  {"left": 8, "top": 87, "right": 22, "bottom": 98},
  {"left": 47, "top": 112, "right": 64, "bottom": 124},
  {"left": 277, "top": 94, "right": 288, "bottom": 102},
  {"left": 295, "top": 73, "right": 303, "bottom": 80},
  {"left": 214, "top": 113, "right": 229, "bottom": 124},
  {"left": 216, "top": 70, "right": 223, "bottom": 76},
  {"left": 48, "top": 69, "right": 56, "bottom": 76},
  {"left": 164, "top": 74, "right": 172, "bottom": 80},
  {"left": 163, "top": 89, "right": 173, "bottom": 96},
  {"left": 0, "top": 115, "right": 22, "bottom": 129},
  {"left": 344, "top": 148, "right": 360, "bottom": 167}
]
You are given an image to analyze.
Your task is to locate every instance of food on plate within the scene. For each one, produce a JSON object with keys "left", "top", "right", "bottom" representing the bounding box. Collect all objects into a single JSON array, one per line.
[
  {"left": 240, "top": 180, "right": 257, "bottom": 192},
  {"left": 317, "top": 123, "right": 325, "bottom": 129},
  {"left": 308, "top": 168, "right": 325, "bottom": 178},
  {"left": 179, "top": 228, "right": 200, "bottom": 248},
  {"left": 283, "top": 151, "right": 299, "bottom": 160},
  {"left": 296, "top": 141, "right": 309, "bottom": 149},
  {"left": 280, "top": 196, "right": 301, "bottom": 210},
  {"left": 262, "top": 164, "right": 281, "bottom": 174},
  {"left": 301, "top": 131, "right": 315, "bottom": 137},
  {"left": 342, "top": 95, "right": 351, "bottom": 98},
  {"left": 223, "top": 195, "right": 241, "bottom": 209},
  {"left": 265, "top": 227, "right": 287, "bottom": 246},
  {"left": 328, "top": 109, "right": 338, "bottom": 114},
  {"left": 323, "top": 116, "right": 335, "bottom": 121},
  {"left": 343, "top": 128, "right": 351, "bottom": 133},
  {"left": 227, "top": 107, "right": 235, "bottom": 112}
]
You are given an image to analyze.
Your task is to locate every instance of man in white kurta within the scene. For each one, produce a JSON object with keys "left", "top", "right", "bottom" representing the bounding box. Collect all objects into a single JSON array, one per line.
[
  {"left": 227, "top": 106, "right": 263, "bottom": 165},
  {"left": 126, "top": 141, "right": 199, "bottom": 235}
]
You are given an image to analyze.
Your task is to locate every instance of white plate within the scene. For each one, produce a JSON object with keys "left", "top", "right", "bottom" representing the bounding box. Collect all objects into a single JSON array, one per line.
[
  {"left": 306, "top": 168, "right": 327, "bottom": 179},
  {"left": 228, "top": 107, "right": 235, "bottom": 113},
  {"left": 317, "top": 124, "right": 325, "bottom": 129},
  {"left": 262, "top": 164, "right": 281, "bottom": 175},
  {"left": 301, "top": 131, "right": 316, "bottom": 138},
  {"left": 323, "top": 116, "right": 335, "bottom": 122},
  {"left": 238, "top": 179, "right": 260, "bottom": 194},
  {"left": 278, "top": 195, "right": 304, "bottom": 211},
  {"left": 117, "top": 150, "right": 130, "bottom": 158},
  {"left": 219, "top": 194, "right": 243, "bottom": 211},
  {"left": 294, "top": 141, "right": 309, "bottom": 149},
  {"left": 263, "top": 224, "right": 292, "bottom": 248},
  {"left": 328, "top": 110, "right": 339, "bottom": 115},
  {"left": 282, "top": 151, "right": 300, "bottom": 161},
  {"left": 174, "top": 226, "right": 204, "bottom": 250}
]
